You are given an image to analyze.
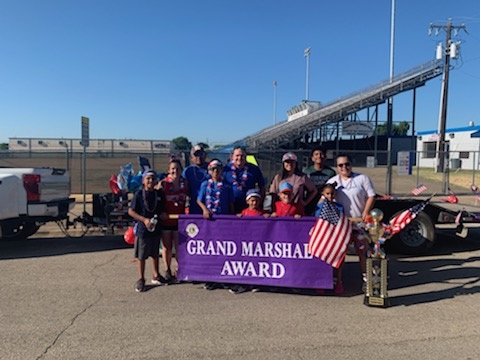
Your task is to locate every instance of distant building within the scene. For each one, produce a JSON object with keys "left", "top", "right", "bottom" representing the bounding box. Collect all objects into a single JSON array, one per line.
[
  {"left": 417, "top": 124, "right": 480, "bottom": 170},
  {"left": 9, "top": 137, "right": 173, "bottom": 154}
]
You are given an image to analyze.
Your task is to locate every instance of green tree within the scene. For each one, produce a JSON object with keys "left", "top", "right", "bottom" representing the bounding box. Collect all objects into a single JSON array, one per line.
[
  {"left": 393, "top": 121, "right": 410, "bottom": 135},
  {"left": 172, "top": 137, "right": 192, "bottom": 150},
  {"left": 0, "top": 143, "right": 8, "bottom": 150},
  {"left": 197, "top": 142, "right": 209, "bottom": 150},
  {"left": 374, "top": 121, "right": 410, "bottom": 136}
]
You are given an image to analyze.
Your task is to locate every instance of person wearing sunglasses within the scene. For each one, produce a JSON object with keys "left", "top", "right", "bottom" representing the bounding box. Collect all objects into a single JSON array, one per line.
[{"left": 327, "top": 154, "right": 376, "bottom": 291}]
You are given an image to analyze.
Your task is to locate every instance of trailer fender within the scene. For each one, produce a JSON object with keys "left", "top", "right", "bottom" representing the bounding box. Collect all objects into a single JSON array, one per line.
[{"left": 390, "top": 211, "right": 436, "bottom": 255}]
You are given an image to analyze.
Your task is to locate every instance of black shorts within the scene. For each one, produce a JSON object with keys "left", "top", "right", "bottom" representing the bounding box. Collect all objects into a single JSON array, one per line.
[
  {"left": 162, "top": 225, "right": 178, "bottom": 231},
  {"left": 134, "top": 236, "right": 161, "bottom": 260}
]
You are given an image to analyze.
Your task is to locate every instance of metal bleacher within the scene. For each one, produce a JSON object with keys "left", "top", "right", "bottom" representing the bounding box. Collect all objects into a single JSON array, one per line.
[{"left": 242, "top": 59, "right": 444, "bottom": 150}]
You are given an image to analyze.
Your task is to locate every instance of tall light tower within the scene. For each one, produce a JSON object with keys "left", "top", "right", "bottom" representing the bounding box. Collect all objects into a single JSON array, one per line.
[
  {"left": 304, "top": 47, "right": 311, "bottom": 100},
  {"left": 273, "top": 80, "right": 278, "bottom": 125},
  {"left": 386, "top": 0, "right": 395, "bottom": 195}
]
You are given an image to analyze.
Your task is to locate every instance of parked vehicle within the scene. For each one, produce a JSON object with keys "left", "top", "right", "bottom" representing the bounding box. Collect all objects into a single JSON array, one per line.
[{"left": 0, "top": 168, "right": 75, "bottom": 240}]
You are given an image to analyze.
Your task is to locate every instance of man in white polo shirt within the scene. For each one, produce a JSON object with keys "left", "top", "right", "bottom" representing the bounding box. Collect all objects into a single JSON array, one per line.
[{"left": 327, "top": 154, "right": 376, "bottom": 291}]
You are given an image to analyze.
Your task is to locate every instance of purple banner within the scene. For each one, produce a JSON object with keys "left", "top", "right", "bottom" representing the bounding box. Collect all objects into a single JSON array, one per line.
[{"left": 177, "top": 215, "right": 333, "bottom": 289}]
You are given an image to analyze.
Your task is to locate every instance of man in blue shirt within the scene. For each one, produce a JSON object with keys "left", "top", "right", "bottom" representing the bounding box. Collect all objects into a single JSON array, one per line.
[
  {"left": 223, "top": 146, "right": 266, "bottom": 213},
  {"left": 182, "top": 144, "right": 209, "bottom": 214}
]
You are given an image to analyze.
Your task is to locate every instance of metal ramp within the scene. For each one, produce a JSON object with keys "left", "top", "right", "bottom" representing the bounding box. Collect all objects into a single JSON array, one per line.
[{"left": 242, "top": 59, "right": 444, "bottom": 150}]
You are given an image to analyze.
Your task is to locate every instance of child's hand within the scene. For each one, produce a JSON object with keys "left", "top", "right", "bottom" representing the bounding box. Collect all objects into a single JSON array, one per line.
[
  {"left": 270, "top": 212, "right": 277, "bottom": 218},
  {"left": 236, "top": 213, "right": 243, "bottom": 217},
  {"left": 294, "top": 214, "right": 302, "bottom": 219},
  {"left": 202, "top": 209, "right": 211, "bottom": 219},
  {"left": 263, "top": 213, "right": 270, "bottom": 218}
]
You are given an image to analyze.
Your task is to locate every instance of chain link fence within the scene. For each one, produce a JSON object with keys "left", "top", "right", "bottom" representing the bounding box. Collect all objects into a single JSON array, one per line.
[{"left": 1, "top": 149, "right": 479, "bottom": 198}]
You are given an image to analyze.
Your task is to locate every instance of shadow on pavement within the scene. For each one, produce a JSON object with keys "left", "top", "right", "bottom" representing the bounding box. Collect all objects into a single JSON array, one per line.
[
  {"left": 0, "top": 235, "right": 131, "bottom": 260},
  {"left": 379, "top": 231, "right": 480, "bottom": 307}
]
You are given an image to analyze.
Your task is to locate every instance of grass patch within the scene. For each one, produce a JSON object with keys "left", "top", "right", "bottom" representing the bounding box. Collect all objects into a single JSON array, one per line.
[{"left": 415, "top": 167, "right": 479, "bottom": 190}]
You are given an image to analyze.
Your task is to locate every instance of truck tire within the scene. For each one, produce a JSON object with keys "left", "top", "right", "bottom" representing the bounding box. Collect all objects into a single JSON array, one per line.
[
  {"left": 1, "top": 222, "right": 40, "bottom": 241},
  {"left": 389, "top": 211, "right": 436, "bottom": 255}
]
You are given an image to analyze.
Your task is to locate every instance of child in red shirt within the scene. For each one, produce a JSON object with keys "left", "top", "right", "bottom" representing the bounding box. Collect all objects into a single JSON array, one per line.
[
  {"left": 238, "top": 189, "right": 269, "bottom": 218},
  {"left": 271, "top": 182, "right": 304, "bottom": 218}
]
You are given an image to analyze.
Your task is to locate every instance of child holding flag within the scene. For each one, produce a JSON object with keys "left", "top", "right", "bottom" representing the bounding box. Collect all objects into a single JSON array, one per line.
[{"left": 314, "top": 182, "right": 346, "bottom": 295}]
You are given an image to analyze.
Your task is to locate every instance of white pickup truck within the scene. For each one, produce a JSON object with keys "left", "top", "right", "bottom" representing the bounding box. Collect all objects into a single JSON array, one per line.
[{"left": 0, "top": 168, "right": 75, "bottom": 240}]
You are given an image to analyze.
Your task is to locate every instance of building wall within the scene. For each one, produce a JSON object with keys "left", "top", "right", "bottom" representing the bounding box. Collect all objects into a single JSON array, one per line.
[
  {"left": 417, "top": 125, "right": 480, "bottom": 170},
  {"left": 9, "top": 137, "right": 173, "bottom": 154}
]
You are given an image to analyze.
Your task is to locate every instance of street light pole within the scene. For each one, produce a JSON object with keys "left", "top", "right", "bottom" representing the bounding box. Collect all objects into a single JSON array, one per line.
[
  {"left": 386, "top": 0, "right": 395, "bottom": 195},
  {"left": 304, "top": 47, "right": 311, "bottom": 101},
  {"left": 273, "top": 80, "right": 277, "bottom": 125}
]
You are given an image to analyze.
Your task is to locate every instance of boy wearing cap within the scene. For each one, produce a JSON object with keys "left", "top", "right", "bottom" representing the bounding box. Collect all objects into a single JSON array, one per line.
[
  {"left": 271, "top": 182, "right": 304, "bottom": 218},
  {"left": 182, "top": 144, "right": 209, "bottom": 214},
  {"left": 197, "top": 159, "right": 234, "bottom": 219},
  {"left": 238, "top": 189, "right": 269, "bottom": 217},
  {"left": 128, "top": 170, "right": 168, "bottom": 293}
]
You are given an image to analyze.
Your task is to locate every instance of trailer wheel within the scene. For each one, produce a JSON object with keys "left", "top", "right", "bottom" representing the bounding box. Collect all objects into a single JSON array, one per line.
[
  {"left": 0, "top": 222, "right": 40, "bottom": 241},
  {"left": 389, "top": 211, "right": 436, "bottom": 255}
]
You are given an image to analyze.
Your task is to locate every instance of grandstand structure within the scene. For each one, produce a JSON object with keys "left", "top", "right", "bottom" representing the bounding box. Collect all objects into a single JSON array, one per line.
[{"left": 240, "top": 59, "right": 444, "bottom": 150}]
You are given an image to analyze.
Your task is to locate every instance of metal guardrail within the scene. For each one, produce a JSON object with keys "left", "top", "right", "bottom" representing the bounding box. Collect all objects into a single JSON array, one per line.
[{"left": 242, "top": 59, "right": 444, "bottom": 149}]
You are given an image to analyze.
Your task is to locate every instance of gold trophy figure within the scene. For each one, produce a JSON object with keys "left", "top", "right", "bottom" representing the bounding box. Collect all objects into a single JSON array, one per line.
[{"left": 363, "top": 208, "right": 390, "bottom": 308}]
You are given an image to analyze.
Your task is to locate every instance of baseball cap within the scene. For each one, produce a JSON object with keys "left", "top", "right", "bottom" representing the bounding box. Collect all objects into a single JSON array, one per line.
[
  {"left": 246, "top": 189, "right": 261, "bottom": 201},
  {"left": 208, "top": 159, "right": 223, "bottom": 170},
  {"left": 282, "top": 152, "right": 297, "bottom": 162},
  {"left": 279, "top": 182, "right": 293, "bottom": 193},
  {"left": 190, "top": 144, "right": 205, "bottom": 156},
  {"left": 142, "top": 170, "right": 158, "bottom": 180}
]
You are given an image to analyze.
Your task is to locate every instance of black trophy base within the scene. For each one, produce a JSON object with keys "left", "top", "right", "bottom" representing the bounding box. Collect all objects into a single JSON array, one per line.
[{"left": 364, "top": 295, "right": 390, "bottom": 308}]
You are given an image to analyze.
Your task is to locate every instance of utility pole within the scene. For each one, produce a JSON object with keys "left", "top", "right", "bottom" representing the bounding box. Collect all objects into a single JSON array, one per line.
[{"left": 430, "top": 19, "right": 466, "bottom": 193}]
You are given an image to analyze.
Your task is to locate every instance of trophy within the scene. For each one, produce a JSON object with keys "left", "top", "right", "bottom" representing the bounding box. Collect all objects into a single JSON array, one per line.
[{"left": 362, "top": 208, "right": 390, "bottom": 308}]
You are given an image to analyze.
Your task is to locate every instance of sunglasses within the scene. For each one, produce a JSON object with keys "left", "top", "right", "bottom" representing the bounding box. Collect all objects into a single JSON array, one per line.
[
  {"left": 209, "top": 166, "right": 222, "bottom": 171},
  {"left": 337, "top": 162, "right": 351, "bottom": 168}
]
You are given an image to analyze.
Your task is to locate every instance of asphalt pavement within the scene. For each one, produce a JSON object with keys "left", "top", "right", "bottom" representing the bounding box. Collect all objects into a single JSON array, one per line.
[{"left": 1, "top": 223, "right": 480, "bottom": 360}]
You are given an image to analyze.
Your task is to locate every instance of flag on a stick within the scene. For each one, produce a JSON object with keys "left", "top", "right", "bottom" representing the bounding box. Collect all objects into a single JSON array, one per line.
[
  {"left": 389, "top": 200, "right": 429, "bottom": 235},
  {"left": 411, "top": 184, "right": 427, "bottom": 196},
  {"left": 308, "top": 201, "right": 352, "bottom": 268}
]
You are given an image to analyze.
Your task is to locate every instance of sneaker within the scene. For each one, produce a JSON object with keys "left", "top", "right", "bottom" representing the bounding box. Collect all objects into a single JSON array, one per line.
[
  {"left": 165, "top": 269, "right": 179, "bottom": 284},
  {"left": 203, "top": 282, "right": 221, "bottom": 290},
  {"left": 251, "top": 286, "right": 262, "bottom": 293},
  {"left": 135, "top": 278, "right": 145, "bottom": 293},
  {"left": 334, "top": 282, "right": 345, "bottom": 295},
  {"left": 151, "top": 274, "right": 167, "bottom": 286},
  {"left": 229, "top": 285, "right": 248, "bottom": 294}
]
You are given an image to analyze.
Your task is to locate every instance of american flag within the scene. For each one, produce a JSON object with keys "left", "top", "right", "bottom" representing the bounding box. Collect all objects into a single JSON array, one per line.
[
  {"left": 308, "top": 201, "right": 352, "bottom": 268},
  {"left": 411, "top": 184, "right": 427, "bottom": 196},
  {"left": 389, "top": 200, "right": 429, "bottom": 235}
]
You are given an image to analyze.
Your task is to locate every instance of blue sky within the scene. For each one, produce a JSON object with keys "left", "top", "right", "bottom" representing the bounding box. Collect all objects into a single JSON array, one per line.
[{"left": 1, "top": 1, "right": 479, "bottom": 147}]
